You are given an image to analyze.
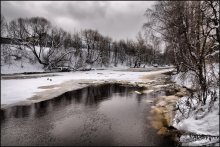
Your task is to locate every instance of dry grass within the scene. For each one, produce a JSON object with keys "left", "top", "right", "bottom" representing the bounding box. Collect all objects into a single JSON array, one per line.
[{"left": 149, "top": 95, "right": 180, "bottom": 135}]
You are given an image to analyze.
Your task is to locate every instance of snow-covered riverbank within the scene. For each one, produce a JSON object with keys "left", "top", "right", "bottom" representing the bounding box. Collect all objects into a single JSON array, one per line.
[
  {"left": 1, "top": 68, "right": 173, "bottom": 107},
  {"left": 171, "top": 64, "right": 219, "bottom": 146},
  {"left": 1, "top": 66, "right": 219, "bottom": 146}
]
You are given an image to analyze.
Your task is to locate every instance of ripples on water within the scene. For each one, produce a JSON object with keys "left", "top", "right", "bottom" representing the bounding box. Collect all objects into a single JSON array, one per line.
[{"left": 1, "top": 83, "right": 177, "bottom": 146}]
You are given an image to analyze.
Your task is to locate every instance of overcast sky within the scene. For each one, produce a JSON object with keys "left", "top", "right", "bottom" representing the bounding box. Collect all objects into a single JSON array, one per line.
[{"left": 1, "top": 1, "right": 155, "bottom": 41}]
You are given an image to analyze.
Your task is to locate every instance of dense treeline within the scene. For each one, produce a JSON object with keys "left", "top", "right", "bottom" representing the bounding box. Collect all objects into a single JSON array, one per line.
[
  {"left": 1, "top": 15, "right": 171, "bottom": 70},
  {"left": 144, "top": 1, "right": 219, "bottom": 105}
]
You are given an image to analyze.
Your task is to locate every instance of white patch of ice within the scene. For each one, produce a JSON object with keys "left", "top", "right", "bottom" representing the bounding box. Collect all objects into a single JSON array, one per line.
[{"left": 1, "top": 69, "right": 173, "bottom": 105}]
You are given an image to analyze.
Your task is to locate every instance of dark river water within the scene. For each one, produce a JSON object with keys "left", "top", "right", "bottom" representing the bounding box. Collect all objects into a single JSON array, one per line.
[{"left": 1, "top": 83, "right": 176, "bottom": 146}]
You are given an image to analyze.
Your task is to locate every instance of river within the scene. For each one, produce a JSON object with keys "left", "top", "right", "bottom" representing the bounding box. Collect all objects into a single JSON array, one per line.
[{"left": 1, "top": 83, "right": 177, "bottom": 146}]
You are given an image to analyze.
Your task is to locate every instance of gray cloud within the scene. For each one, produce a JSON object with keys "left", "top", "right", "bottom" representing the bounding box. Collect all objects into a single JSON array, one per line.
[{"left": 1, "top": 1, "right": 154, "bottom": 41}]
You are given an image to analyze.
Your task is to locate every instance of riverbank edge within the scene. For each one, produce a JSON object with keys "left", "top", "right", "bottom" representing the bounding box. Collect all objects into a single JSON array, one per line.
[{"left": 1, "top": 69, "right": 184, "bottom": 145}]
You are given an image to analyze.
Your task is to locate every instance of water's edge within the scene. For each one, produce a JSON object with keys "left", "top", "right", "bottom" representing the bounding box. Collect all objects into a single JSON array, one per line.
[{"left": 1, "top": 71, "right": 183, "bottom": 146}]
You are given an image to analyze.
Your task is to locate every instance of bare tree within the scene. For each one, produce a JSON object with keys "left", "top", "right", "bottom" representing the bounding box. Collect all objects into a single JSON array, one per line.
[
  {"left": 98, "top": 36, "right": 111, "bottom": 67},
  {"left": 1, "top": 15, "right": 7, "bottom": 37},
  {"left": 7, "top": 17, "right": 51, "bottom": 66},
  {"left": 72, "top": 32, "right": 82, "bottom": 56},
  {"left": 144, "top": 1, "right": 219, "bottom": 105},
  {"left": 112, "top": 41, "right": 119, "bottom": 66},
  {"left": 7, "top": 17, "right": 78, "bottom": 69}
]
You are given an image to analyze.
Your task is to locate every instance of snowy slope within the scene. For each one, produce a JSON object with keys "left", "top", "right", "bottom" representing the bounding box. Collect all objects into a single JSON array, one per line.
[
  {"left": 1, "top": 59, "right": 44, "bottom": 74},
  {"left": 171, "top": 63, "right": 219, "bottom": 146},
  {"left": 1, "top": 68, "right": 173, "bottom": 105}
]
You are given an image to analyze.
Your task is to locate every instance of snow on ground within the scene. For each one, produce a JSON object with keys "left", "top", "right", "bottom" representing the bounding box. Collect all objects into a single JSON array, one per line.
[
  {"left": 171, "top": 63, "right": 219, "bottom": 146},
  {"left": 171, "top": 63, "right": 219, "bottom": 89},
  {"left": 173, "top": 94, "right": 219, "bottom": 135},
  {"left": 171, "top": 71, "right": 196, "bottom": 89},
  {"left": 1, "top": 43, "right": 173, "bottom": 74},
  {"left": 1, "top": 45, "right": 45, "bottom": 74},
  {"left": 1, "top": 68, "right": 173, "bottom": 105},
  {"left": 173, "top": 94, "right": 219, "bottom": 146},
  {"left": 1, "top": 60, "right": 44, "bottom": 74}
]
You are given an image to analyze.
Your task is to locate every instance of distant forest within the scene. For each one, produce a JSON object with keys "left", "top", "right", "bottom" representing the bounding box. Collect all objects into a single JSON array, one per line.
[{"left": 1, "top": 15, "right": 173, "bottom": 70}]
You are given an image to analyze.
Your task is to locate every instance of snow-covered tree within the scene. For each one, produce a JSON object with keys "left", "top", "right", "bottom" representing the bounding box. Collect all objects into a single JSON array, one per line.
[{"left": 144, "top": 1, "right": 219, "bottom": 105}]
